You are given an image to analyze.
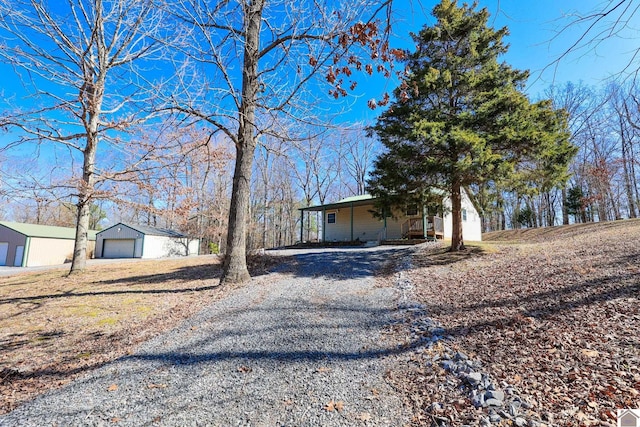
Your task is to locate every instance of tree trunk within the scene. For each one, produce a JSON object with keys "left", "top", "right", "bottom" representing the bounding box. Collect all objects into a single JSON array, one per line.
[
  {"left": 450, "top": 179, "right": 465, "bottom": 251},
  {"left": 561, "top": 187, "right": 569, "bottom": 225},
  {"left": 69, "top": 138, "right": 97, "bottom": 274},
  {"left": 220, "top": 0, "right": 263, "bottom": 285}
]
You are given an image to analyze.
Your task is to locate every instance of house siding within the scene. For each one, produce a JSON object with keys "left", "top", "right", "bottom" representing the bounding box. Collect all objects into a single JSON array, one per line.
[
  {"left": 26, "top": 237, "right": 76, "bottom": 267},
  {"left": 316, "top": 189, "right": 482, "bottom": 243},
  {"left": 442, "top": 191, "right": 483, "bottom": 241}
]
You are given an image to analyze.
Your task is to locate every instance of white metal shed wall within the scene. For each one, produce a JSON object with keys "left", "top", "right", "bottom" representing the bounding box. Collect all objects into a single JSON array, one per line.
[{"left": 141, "top": 235, "right": 199, "bottom": 258}]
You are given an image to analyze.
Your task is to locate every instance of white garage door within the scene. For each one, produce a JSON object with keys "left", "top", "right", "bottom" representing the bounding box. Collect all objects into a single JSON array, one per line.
[
  {"left": 0, "top": 242, "right": 8, "bottom": 266},
  {"left": 102, "top": 239, "right": 135, "bottom": 258}
]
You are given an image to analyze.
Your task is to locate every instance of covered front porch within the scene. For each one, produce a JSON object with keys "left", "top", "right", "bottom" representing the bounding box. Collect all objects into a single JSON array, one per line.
[{"left": 299, "top": 194, "right": 444, "bottom": 245}]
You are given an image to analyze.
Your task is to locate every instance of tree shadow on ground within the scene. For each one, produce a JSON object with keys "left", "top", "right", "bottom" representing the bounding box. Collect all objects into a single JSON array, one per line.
[{"left": 413, "top": 247, "right": 640, "bottom": 340}]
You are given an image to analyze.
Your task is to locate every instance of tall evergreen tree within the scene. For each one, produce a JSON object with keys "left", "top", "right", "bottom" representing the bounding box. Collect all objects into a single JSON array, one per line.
[{"left": 367, "top": 0, "right": 573, "bottom": 250}]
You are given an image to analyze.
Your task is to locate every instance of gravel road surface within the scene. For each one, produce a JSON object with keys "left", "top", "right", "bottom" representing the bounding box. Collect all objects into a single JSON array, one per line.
[{"left": 0, "top": 246, "right": 415, "bottom": 427}]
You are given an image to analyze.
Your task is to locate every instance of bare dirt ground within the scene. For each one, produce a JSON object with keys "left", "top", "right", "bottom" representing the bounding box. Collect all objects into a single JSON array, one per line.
[
  {"left": 0, "top": 254, "right": 280, "bottom": 414},
  {"left": 393, "top": 219, "right": 640, "bottom": 426}
]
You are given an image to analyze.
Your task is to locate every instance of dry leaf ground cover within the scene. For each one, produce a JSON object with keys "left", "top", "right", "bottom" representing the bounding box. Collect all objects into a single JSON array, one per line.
[
  {"left": 399, "top": 219, "right": 640, "bottom": 426},
  {"left": 0, "top": 254, "right": 279, "bottom": 414}
]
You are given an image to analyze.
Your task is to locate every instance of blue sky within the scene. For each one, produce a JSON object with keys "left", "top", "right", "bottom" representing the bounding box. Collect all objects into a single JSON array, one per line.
[
  {"left": 1, "top": 1, "right": 638, "bottom": 150},
  {"left": 347, "top": 0, "right": 640, "bottom": 122}
]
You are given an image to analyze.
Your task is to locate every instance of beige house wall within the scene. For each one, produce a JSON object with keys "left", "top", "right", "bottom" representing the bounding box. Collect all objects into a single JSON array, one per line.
[
  {"left": 319, "top": 189, "right": 482, "bottom": 243},
  {"left": 26, "top": 237, "right": 75, "bottom": 266}
]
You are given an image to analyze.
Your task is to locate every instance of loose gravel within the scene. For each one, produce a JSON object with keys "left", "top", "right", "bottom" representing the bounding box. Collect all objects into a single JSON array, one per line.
[{"left": 0, "top": 246, "right": 414, "bottom": 427}]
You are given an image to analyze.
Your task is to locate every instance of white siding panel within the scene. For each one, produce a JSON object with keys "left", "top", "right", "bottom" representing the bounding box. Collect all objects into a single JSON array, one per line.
[
  {"left": 141, "top": 235, "right": 194, "bottom": 258},
  {"left": 442, "top": 189, "right": 482, "bottom": 242},
  {"left": 352, "top": 205, "right": 385, "bottom": 242},
  {"left": 324, "top": 209, "right": 351, "bottom": 242}
]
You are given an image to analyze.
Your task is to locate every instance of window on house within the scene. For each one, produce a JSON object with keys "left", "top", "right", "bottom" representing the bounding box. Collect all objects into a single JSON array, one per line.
[
  {"left": 406, "top": 204, "right": 418, "bottom": 216},
  {"left": 327, "top": 212, "right": 336, "bottom": 224},
  {"left": 462, "top": 208, "right": 467, "bottom": 222}
]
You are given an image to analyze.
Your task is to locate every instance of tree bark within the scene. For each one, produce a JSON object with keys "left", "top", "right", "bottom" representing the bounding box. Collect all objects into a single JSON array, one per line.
[
  {"left": 561, "top": 187, "right": 569, "bottom": 225},
  {"left": 220, "top": 0, "right": 263, "bottom": 285},
  {"left": 450, "top": 179, "right": 465, "bottom": 251},
  {"left": 70, "top": 136, "right": 98, "bottom": 274}
]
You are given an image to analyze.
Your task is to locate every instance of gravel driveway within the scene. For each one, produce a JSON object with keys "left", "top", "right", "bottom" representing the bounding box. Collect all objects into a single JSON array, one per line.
[{"left": 0, "top": 246, "right": 414, "bottom": 427}]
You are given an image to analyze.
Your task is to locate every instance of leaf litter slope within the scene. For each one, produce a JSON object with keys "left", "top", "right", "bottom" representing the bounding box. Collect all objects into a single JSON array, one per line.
[{"left": 398, "top": 219, "right": 640, "bottom": 426}]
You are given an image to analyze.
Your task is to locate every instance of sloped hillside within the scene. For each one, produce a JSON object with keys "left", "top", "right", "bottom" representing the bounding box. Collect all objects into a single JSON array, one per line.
[{"left": 397, "top": 219, "right": 640, "bottom": 426}]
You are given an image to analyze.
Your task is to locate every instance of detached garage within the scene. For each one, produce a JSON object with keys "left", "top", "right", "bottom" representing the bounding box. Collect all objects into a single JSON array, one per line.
[
  {"left": 0, "top": 221, "right": 97, "bottom": 267},
  {"left": 96, "top": 223, "right": 199, "bottom": 259}
]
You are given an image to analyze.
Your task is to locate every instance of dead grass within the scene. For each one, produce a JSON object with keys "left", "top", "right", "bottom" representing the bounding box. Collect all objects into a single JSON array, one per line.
[{"left": 0, "top": 254, "right": 285, "bottom": 414}]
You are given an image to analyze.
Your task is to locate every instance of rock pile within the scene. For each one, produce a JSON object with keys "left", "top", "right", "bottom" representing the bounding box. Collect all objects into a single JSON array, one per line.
[{"left": 392, "top": 259, "right": 548, "bottom": 427}]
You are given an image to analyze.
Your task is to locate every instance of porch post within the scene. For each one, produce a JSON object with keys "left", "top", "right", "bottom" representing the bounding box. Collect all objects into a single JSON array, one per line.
[
  {"left": 350, "top": 202, "right": 354, "bottom": 241},
  {"left": 300, "top": 210, "right": 304, "bottom": 243},
  {"left": 322, "top": 207, "right": 326, "bottom": 242},
  {"left": 422, "top": 204, "right": 428, "bottom": 239}
]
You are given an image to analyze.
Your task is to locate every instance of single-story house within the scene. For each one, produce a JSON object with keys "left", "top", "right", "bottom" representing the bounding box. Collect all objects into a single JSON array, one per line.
[
  {"left": 299, "top": 189, "right": 482, "bottom": 244},
  {"left": 0, "top": 221, "right": 97, "bottom": 267},
  {"left": 95, "top": 223, "right": 199, "bottom": 259}
]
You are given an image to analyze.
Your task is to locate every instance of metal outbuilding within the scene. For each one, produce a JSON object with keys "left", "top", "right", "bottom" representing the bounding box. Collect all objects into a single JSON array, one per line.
[
  {"left": 0, "top": 221, "right": 97, "bottom": 267},
  {"left": 95, "top": 223, "right": 199, "bottom": 259}
]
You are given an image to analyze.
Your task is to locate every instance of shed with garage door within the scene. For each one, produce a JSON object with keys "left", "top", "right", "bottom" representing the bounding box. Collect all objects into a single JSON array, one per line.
[
  {"left": 95, "top": 223, "right": 199, "bottom": 259},
  {"left": 0, "top": 221, "right": 97, "bottom": 267}
]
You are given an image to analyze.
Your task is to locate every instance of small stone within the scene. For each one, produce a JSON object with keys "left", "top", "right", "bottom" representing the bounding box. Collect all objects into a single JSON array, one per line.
[
  {"left": 489, "top": 413, "right": 503, "bottom": 423},
  {"left": 486, "top": 390, "right": 505, "bottom": 402},
  {"left": 442, "top": 360, "right": 455, "bottom": 371},
  {"left": 466, "top": 372, "right": 482, "bottom": 386},
  {"left": 485, "top": 398, "right": 503, "bottom": 407},
  {"left": 480, "top": 416, "right": 492, "bottom": 426},
  {"left": 515, "top": 417, "right": 527, "bottom": 427},
  {"left": 509, "top": 401, "right": 521, "bottom": 416},
  {"left": 471, "top": 391, "right": 485, "bottom": 408},
  {"left": 529, "top": 421, "right": 541, "bottom": 427},
  {"left": 431, "top": 402, "right": 443, "bottom": 412},
  {"left": 454, "top": 351, "right": 469, "bottom": 361}
]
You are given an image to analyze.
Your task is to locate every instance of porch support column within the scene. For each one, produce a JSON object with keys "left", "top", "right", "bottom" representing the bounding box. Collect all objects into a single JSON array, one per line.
[
  {"left": 350, "top": 202, "right": 354, "bottom": 241},
  {"left": 322, "top": 207, "right": 326, "bottom": 242},
  {"left": 422, "top": 204, "right": 428, "bottom": 239},
  {"left": 300, "top": 210, "right": 304, "bottom": 243}
]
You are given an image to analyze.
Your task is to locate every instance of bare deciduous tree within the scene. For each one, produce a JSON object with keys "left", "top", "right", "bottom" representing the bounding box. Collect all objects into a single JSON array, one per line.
[
  {"left": 171, "top": 0, "right": 396, "bottom": 284},
  {"left": 0, "top": 0, "right": 177, "bottom": 273}
]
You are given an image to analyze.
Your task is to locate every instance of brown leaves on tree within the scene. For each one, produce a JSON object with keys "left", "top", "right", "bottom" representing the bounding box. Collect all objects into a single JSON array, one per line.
[{"left": 327, "top": 16, "right": 407, "bottom": 107}]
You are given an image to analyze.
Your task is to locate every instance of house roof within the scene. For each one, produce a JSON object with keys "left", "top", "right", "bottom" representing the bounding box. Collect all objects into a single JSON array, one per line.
[
  {"left": 300, "top": 194, "right": 377, "bottom": 212},
  {"left": 300, "top": 190, "right": 447, "bottom": 212},
  {"left": 98, "top": 222, "right": 188, "bottom": 238},
  {"left": 0, "top": 221, "right": 97, "bottom": 241}
]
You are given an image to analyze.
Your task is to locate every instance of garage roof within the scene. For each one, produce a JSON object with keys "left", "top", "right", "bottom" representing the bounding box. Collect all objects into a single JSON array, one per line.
[
  {"left": 0, "top": 221, "right": 98, "bottom": 240},
  {"left": 99, "top": 223, "right": 188, "bottom": 238}
]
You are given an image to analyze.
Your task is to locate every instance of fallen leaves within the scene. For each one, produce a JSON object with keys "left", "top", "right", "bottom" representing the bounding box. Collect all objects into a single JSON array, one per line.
[
  {"left": 107, "top": 384, "right": 118, "bottom": 392},
  {"left": 324, "top": 400, "right": 344, "bottom": 412},
  {"left": 396, "top": 221, "right": 640, "bottom": 425}
]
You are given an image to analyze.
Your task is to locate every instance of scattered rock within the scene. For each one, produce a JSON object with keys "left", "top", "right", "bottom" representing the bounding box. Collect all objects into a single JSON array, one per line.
[
  {"left": 466, "top": 372, "right": 482, "bottom": 386},
  {"left": 485, "top": 398, "right": 503, "bottom": 407},
  {"left": 485, "top": 389, "right": 505, "bottom": 402}
]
